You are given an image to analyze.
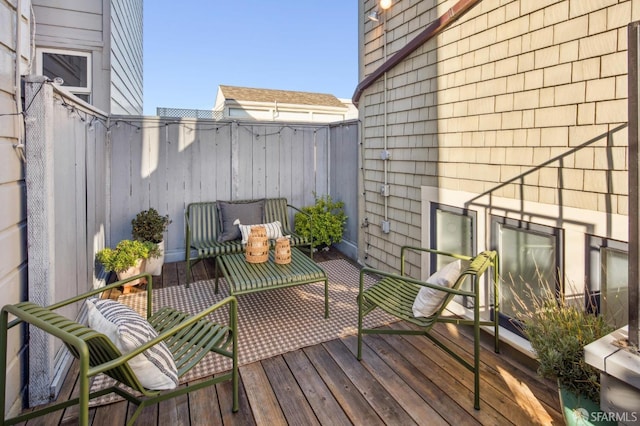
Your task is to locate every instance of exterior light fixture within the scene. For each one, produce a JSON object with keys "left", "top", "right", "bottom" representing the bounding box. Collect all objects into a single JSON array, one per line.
[
  {"left": 379, "top": 0, "right": 392, "bottom": 10},
  {"left": 367, "top": 10, "right": 380, "bottom": 22}
]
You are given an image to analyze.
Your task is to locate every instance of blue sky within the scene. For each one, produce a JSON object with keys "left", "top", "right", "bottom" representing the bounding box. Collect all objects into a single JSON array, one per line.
[{"left": 143, "top": 1, "right": 359, "bottom": 115}]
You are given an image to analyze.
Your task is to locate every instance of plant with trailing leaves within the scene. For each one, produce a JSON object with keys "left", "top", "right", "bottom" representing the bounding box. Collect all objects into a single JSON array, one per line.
[
  {"left": 295, "top": 194, "right": 347, "bottom": 248},
  {"left": 96, "top": 239, "right": 152, "bottom": 273},
  {"left": 131, "top": 208, "right": 171, "bottom": 244},
  {"left": 517, "top": 284, "right": 613, "bottom": 403}
]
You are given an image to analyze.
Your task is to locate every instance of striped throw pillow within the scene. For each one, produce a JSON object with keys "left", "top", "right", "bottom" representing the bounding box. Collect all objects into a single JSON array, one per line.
[
  {"left": 86, "top": 298, "right": 178, "bottom": 390},
  {"left": 238, "top": 220, "right": 284, "bottom": 244}
]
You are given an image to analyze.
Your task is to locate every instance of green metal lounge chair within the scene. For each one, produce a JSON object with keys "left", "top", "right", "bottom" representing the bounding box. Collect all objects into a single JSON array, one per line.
[
  {"left": 357, "top": 247, "right": 499, "bottom": 410},
  {"left": 0, "top": 274, "right": 239, "bottom": 426}
]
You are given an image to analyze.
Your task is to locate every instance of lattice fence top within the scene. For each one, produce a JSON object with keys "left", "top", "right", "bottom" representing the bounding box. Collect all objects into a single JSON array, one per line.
[{"left": 156, "top": 107, "right": 223, "bottom": 120}]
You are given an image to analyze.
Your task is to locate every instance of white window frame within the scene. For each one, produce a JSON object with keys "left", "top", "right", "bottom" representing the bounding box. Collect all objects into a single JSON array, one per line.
[{"left": 36, "top": 48, "right": 92, "bottom": 97}]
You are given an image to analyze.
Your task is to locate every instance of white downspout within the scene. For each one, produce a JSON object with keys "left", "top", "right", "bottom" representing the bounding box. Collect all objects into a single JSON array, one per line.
[{"left": 382, "top": 12, "right": 390, "bottom": 231}]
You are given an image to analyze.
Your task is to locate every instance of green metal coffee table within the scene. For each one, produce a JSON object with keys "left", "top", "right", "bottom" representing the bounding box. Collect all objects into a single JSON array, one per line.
[{"left": 215, "top": 247, "right": 329, "bottom": 318}]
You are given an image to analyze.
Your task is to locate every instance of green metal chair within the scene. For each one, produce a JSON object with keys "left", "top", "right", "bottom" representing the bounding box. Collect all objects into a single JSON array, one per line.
[
  {"left": 0, "top": 274, "right": 239, "bottom": 426},
  {"left": 357, "top": 247, "right": 499, "bottom": 410}
]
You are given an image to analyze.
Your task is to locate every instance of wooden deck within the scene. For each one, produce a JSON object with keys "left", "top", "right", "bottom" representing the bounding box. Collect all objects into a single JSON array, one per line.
[{"left": 28, "top": 250, "right": 563, "bottom": 425}]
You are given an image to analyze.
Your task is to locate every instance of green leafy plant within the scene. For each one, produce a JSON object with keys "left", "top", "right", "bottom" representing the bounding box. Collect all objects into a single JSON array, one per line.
[
  {"left": 517, "top": 285, "right": 613, "bottom": 403},
  {"left": 96, "top": 239, "right": 152, "bottom": 273},
  {"left": 295, "top": 194, "right": 347, "bottom": 248},
  {"left": 131, "top": 208, "right": 171, "bottom": 244}
]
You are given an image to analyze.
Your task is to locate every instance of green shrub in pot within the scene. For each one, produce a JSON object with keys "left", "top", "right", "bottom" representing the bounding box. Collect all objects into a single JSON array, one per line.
[
  {"left": 131, "top": 208, "right": 171, "bottom": 244},
  {"left": 294, "top": 194, "right": 347, "bottom": 249},
  {"left": 96, "top": 239, "right": 152, "bottom": 274}
]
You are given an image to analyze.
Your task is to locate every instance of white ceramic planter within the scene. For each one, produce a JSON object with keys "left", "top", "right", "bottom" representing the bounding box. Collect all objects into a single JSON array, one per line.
[
  {"left": 145, "top": 240, "right": 165, "bottom": 276},
  {"left": 116, "top": 258, "right": 145, "bottom": 293}
]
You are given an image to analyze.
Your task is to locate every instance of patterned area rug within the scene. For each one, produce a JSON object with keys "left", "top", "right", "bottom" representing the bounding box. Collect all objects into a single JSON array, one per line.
[{"left": 89, "top": 259, "right": 396, "bottom": 406}]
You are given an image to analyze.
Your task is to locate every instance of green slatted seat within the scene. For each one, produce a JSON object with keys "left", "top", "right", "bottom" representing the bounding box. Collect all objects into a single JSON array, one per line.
[
  {"left": 1, "top": 274, "right": 239, "bottom": 426},
  {"left": 357, "top": 247, "right": 499, "bottom": 410},
  {"left": 185, "top": 198, "right": 313, "bottom": 285}
]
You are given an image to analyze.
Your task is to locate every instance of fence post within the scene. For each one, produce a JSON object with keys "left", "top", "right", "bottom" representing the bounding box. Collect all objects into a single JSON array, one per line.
[{"left": 24, "top": 76, "right": 57, "bottom": 405}]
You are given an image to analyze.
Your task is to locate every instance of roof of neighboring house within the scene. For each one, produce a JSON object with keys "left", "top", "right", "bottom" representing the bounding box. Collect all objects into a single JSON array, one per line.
[{"left": 219, "top": 85, "right": 346, "bottom": 108}]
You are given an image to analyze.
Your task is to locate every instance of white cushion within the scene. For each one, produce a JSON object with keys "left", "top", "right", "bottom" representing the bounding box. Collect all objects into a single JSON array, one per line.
[
  {"left": 412, "top": 259, "right": 470, "bottom": 318},
  {"left": 238, "top": 220, "right": 284, "bottom": 244},
  {"left": 86, "top": 298, "right": 178, "bottom": 390}
]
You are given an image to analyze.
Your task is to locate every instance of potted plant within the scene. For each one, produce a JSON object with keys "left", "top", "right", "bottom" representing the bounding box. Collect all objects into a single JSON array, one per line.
[
  {"left": 518, "top": 286, "right": 615, "bottom": 426},
  {"left": 294, "top": 193, "right": 347, "bottom": 251},
  {"left": 131, "top": 208, "right": 171, "bottom": 275},
  {"left": 96, "top": 239, "right": 153, "bottom": 293}
]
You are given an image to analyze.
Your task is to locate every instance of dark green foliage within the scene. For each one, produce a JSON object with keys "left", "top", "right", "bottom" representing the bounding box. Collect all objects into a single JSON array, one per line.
[
  {"left": 131, "top": 208, "right": 171, "bottom": 243},
  {"left": 295, "top": 194, "right": 347, "bottom": 248}
]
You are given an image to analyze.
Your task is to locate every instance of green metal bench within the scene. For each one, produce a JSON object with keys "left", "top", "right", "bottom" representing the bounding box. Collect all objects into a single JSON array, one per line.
[
  {"left": 185, "top": 198, "right": 313, "bottom": 285},
  {"left": 357, "top": 247, "right": 499, "bottom": 410},
  {"left": 0, "top": 274, "right": 239, "bottom": 426}
]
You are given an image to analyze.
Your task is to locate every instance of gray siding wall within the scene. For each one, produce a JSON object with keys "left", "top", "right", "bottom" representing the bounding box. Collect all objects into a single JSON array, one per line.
[
  {"left": 33, "top": 0, "right": 109, "bottom": 111},
  {"left": 33, "top": 0, "right": 143, "bottom": 115},
  {"left": 1, "top": 0, "right": 31, "bottom": 417},
  {"left": 109, "top": 0, "right": 143, "bottom": 115},
  {"left": 358, "top": 0, "right": 634, "bottom": 278}
]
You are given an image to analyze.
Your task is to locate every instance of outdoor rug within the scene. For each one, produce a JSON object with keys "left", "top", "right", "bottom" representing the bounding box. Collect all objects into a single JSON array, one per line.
[{"left": 89, "top": 258, "right": 397, "bottom": 406}]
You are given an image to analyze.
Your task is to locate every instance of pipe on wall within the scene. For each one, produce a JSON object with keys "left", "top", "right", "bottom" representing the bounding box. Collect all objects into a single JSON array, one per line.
[{"left": 352, "top": 0, "right": 481, "bottom": 106}]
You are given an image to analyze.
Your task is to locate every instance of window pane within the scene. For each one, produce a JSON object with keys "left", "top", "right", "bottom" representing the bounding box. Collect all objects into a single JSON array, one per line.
[
  {"left": 435, "top": 209, "right": 473, "bottom": 270},
  {"left": 499, "top": 224, "right": 557, "bottom": 320},
  {"left": 43, "top": 53, "right": 88, "bottom": 87},
  {"left": 601, "top": 247, "right": 628, "bottom": 328}
]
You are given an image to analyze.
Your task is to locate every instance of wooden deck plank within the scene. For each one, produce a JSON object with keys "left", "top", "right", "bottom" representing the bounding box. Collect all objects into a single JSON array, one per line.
[
  {"left": 261, "top": 355, "right": 321, "bottom": 425},
  {"left": 386, "top": 322, "right": 562, "bottom": 425},
  {"left": 400, "top": 322, "right": 563, "bottom": 425},
  {"left": 358, "top": 332, "right": 487, "bottom": 425},
  {"left": 240, "top": 362, "right": 287, "bottom": 425},
  {"left": 303, "top": 343, "right": 386, "bottom": 426},
  {"left": 215, "top": 374, "right": 256, "bottom": 426},
  {"left": 321, "top": 339, "right": 419, "bottom": 426},
  {"left": 158, "top": 391, "right": 189, "bottom": 425},
  {"left": 92, "top": 400, "right": 127, "bottom": 426},
  {"left": 341, "top": 334, "right": 456, "bottom": 426},
  {"left": 375, "top": 326, "right": 512, "bottom": 425},
  {"left": 187, "top": 377, "right": 223, "bottom": 425},
  {"left": 282, "top": 349, "right": 352, "bottom": 426}
]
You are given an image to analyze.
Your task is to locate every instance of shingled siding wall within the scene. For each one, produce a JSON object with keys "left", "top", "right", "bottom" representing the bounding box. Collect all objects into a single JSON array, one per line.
[{"left": 359, "top": 0, "right": 634, "bottom": 278}]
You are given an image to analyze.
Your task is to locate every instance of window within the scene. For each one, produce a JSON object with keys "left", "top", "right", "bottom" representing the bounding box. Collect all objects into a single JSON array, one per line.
[
  {"left": 37, "top": 48, "right": 92, "bottom": 101},
  {"left": 587, "top": 236, "right": 628, "bottom": 329},
  {"left": 430, "top": 203, "right": 476, "bottom": 306},
  {"left": 491, "top": 216, "right": 563, "bottom": 336},
  {"left": 430, "top": 203, "right": 475, "bottom": 270}
]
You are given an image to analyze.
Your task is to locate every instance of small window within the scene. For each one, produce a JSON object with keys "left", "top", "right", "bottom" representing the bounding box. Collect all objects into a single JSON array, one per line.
[
  {"left": 37, "top": 48, "right": 92, "bottom": 101},
  {"left": 491, "top": 216, "right": 563, "bottom": 337},
  {"left": 430, "top": 203, "right": 476, "bottom": 307},
  {"left": 587, "top": 236, "right": 628, "bottom": 329},
  {"left": 429, "top": 203, "right": 476, "bottom": 272}
]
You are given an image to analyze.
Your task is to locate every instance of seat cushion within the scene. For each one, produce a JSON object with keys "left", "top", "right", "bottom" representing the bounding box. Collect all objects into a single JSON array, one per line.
[
  {"left": 86, "top": 298, "right": 178, "bottom": 390},
  {"left": 216, "top": 200, "right": 265, "bottom": 242},
  {"left": 412, "top": 259, "right": 470, "bottom": 318}
]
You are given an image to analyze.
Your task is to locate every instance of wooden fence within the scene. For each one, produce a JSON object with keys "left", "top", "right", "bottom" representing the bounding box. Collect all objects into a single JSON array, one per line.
[{"left": 108, "top": 117, "right": 360, "bottom": 262}]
